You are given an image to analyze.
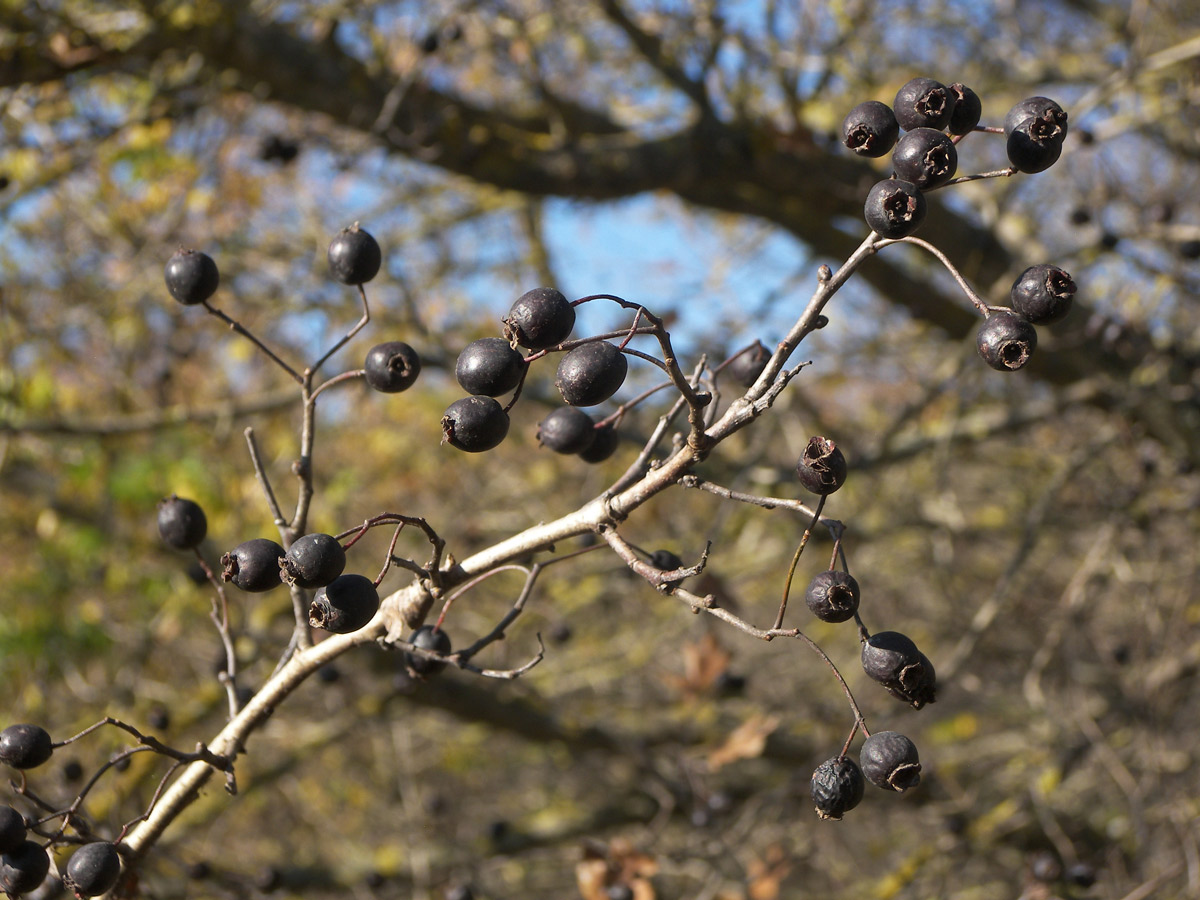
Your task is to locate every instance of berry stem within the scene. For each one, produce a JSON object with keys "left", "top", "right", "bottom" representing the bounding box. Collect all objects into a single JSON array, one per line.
[
  {"left": 773, "top": 495, "right": 826, "bottom": 630},
  {"left": 877, "top": 236, "right": 990, "bottom": 317},
  {"left": 308, "top": 283, "right": 371, "bottom": 376},
  {"left": 940, "top": 166, "right": 1018, "bottom": 187},
  {"left": 192, "top": 547, "right": 241, "bottom": 719},
  {"left": 244, "top": 427, "right": 287, "bottom": 528},
  {"left": 308, "top": 368, "right": 365, "bottom": 401},
  {"left": 201, "top": 302, "right": 302, "bottom": 384}
]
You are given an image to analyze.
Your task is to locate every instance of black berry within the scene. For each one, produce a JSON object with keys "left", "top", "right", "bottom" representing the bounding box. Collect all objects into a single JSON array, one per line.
[
  {"left": 725, "top": 340, "right": 771, "bottom": 388},
  {"left": 841, "top": 101, "right": 899, "bottom": 158},
  {"left": 864, "top": 179, "right": 926, "bottom": 239},
  {"left": 1006, "top": 122, "right": 1064, "bottom": 174},
  {"left": 578, "top": 422, "right": 620, "bottom": 463},
  {"left": 0, "top": 840, "right": 50, "bottom": 896},
  {"left": 309, "top": 573, "right": 380, "bottom": 634},
  {"left": 0, "top": 724, "right": 53, "bottom": 770},
  {"left": 795, "top": 436, "right": 847, "bottom": 495},
  {"left": 892, "top": 128, "right": 958, "bottom": 190},
  {"left": 0, "top": 807, "right": 25, "bottom": 855},
  {"left": 649, "top": 549, "right": 683, "bottom": 571},
  {"left": 455, "top": 337, "right": 526, "bottom": 396},
  {"left": 1010, "top": 265, "right": 1076, "bottom": 324},
  {"left": 64, "top": 841, "right": 123, "bottom": 898},
  {"left": 861, "top": 631, "right": 937, "bottom": 709},
  {"left": 405, "top": 624, "right": 452, "bottom": 677},
  {"left": 157, "top": 495, "right": 207, "bottom": 550},
  {"left": 947, "top": 83, "right": 981, "bottom": 135},
  {"left": 1180, "top": 240, "right": 1200, "bottom": 260},
  {"left": 220, "top": 538, "right": 285, "bottom": 592},
  {"left": 810, "top": 756, "right": 865, "bottom": 820},
  {"left": 555, "top": 341, "right": 628, "bottom": 407},
  {"left": 977, "top": 310, "right": 1037, "bottom": 371},
  {"left": 327, "top": 224, "right": 382, "bottom": 285},
  {"left": 503, "top": 287, "right": 575, "bottom": 350},
  {"left": 364, "top": 341, "right": 421, "bottom": 393},
  {"left": 892, "top": 78, "right": 953, "bottom": 131},
  {"left": 164, "top": 248, "right": 219, "bottom": 306},
  {"left": 537, "top": 407, "right": 597, "bottom": 454},
  {"left": 445, "top": 886, "right": 475, "bottom": 900},
  {"left": 860, "top": 731, "right": 922, "bottom": 792},
  {"left": 282, "top": 532, "right": 346, "bottom": 590},
  {"left": 804, "top": 570, "right": 860, "bottom": 623},
  {"left": 1004, "top": 96, "right": 1068, "bottom": 139},
  {"left": 441, "top": 396, "right": 510, "bottom": 452}
]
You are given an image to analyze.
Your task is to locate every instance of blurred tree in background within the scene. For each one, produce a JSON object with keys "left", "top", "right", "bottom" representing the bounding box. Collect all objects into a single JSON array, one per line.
[{"left": 2, "top": 1, "right": 1199, "bottom": 898}]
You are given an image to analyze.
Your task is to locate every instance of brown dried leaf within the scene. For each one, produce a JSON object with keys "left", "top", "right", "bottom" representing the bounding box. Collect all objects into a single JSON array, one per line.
[
  {"left": 664, "top": 632, "right": 732, "bottom": 697},
  {"left": 707, "top": 714, "right": 780, "bottom": 771},
  {"left": 747, "top": 844, "right": 792, "bottom": 900}
]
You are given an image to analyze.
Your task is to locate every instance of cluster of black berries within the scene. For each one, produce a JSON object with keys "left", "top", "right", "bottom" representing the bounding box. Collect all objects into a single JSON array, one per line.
[
  {"left": 977, "top": 263, "right": 1076, "bottom": 371},
  {"left": 810, "top": 730, "right": 922, "bottom": 820}
]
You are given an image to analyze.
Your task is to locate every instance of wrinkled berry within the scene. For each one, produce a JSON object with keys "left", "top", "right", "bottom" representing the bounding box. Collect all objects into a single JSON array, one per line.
[
  {"left": 1010, "top": 265, "right": 1075, "bottom": 325},
  {"left": 0, "top": 724, "right": 53, "bottom": 770},
  {"left": 327, "top": 225, "right": 382, "bottom": 285},
  {"left": 64, "top": 841, "right": 123, "bottom": 898},
  {"left": 804, "top": 570, "right": 860, "bottom": 623},
  {"left": 282, "top": 532, "right": 346, "bottom": 590},
  {"left": 892, "top": 128, "right": 958, "bottom": 190},
  {"left": 0, "top": 840, "right": 50, "bottom": 895},
  {"left": 893, "top": 78, "right": 953, "bottom": 131},
  {"left": 220, "top": 538, "right": 285, "bottom": 593},
  {"left": 861, "top": 631, "right": 937, "bottom": 709},
  {"left": 947, "top": 83, "right": 982, "bottom": 135},
  {"left": 555, "top": 341, "right": 628, "bottom": 407},
  {"left": 864, "top": 179, "right": 926, "bottom": 239},
  {"left": 157, "top": 495, "right": 207, "bottom": 550},
  {"left": 0, "top": 807, "right": 25, "bottom": 855},
  {"left": 309, "top": 573, "right": 380, "bottom": 634},
  {"left": 842, "top": 101, "right": 899, "bottom": 158},
  {"left": 441, "top": 396, "right": 510, "bottom": 452},
  {"left": 405, "top": 625, "right": 452, "bottom": 677},
  {"left": 164, "top": 248, "right": 219, "bottom": 305},
  {"left": 364, "top": 341, "right": 421, "bottom": 393},
  {"left": 810, "top": 756, "right": 865, "bottom": 820},
  {"left": 860, "top": 731, "right": 922, "bottom": 792},
  {"left": 455, "top": 338, "right": 526, "bottom": 396},
  {"left": 578, "top": 422, "right": 620, "bottom": 463},
  {"left": 537, "top": 407, "right": 596, "bottom": 455},
  {"left": 504, "top": 288, "right": 575, "bottom": 350},
  {"left": 795, "top": 436, "right": 847, "bottom": 495},
  {"left": 977, "top": 310, "right": 1037, "bottom": 371}
]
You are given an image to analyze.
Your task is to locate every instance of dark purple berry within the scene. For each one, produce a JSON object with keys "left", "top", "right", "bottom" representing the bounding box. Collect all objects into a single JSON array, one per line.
[
  {"left": 860, "top": 731, "right": 922, "bottom": 792},
  {"left": 1180, "top": 240, "right": 1200, "bottom": 260},
  {"left": 842, "top": 101, "right": 899, "bottom": 158},
  {"left": 725, "top": 340, "right": 771, "bottom": 388},
  {"left": 255, "top": 865, "right": 283, "bottom": 892},
  {"left": 164, "top": 248, "right": 219, "bottom": 306},
  {"left": 804, "top": 570, "right": 860, "bottom": 623},
  {"left": 1004, "top": 97, "right": 1068, "bottom": 139},
  {"left": 977, "top": 310, "right": 1037, "bottom": 371},
  {"left": 649, "top": 549, "right": 683, "bottom": 571},
  {"left": 0, "top": 724, "right": 53, "bottom": 770},
  {"left": 893, "top": 77, "right": 954, "bottom": 131},
  {"left": 861, "top": 631, "right": 937, "bottom": 709},
  {"left": 1006, "top": 123, "right": 1064, "bottom": 173},
  {"left": 1065, "top": 863, "right": 1097, "bottom": 888},
  {"left": 947, "top": 84, "right": 981, "bottom": 135},
  {"left": 309, "top": 573, "right": 380, "bottom": 634},
  {"left": 147, "top": 706, "right": 170, "bottom": 731},
  {"left": 892, "top": 128, "right": 958, "bottom": 190},
  {"left": 64, "top": 841, "right": 123, "bottom": 898},
  {"left": 441, "top": 396, "right": 510, "bottom": 452},
  {"left": 220, "top": 538, "right": 285, "bottom": 592},
  {"left": 578, "top": 422, "right": 620, "bottom": 463},
  {"left": 810, "top": 756, "right": 865, "bottom": 820},
  {"left": 1010, "top": 265, "right": 1076, "bottom": 324},
  {"left": 405, "top": 624, "right": 452, "bottom": 677},
  {"left": 0, "top": 807, "right": 25, "bottom": 855},
  {"left": 157, "top": 494, "right": 207, "bottom": 550},
  {"left": 555, "top": 341, "right": 628, "bottom": 407},
  {"left": 327, "top": 224, "right": 382, "bottom": 285},
  {"left": 795, "top": 436, "right": 847, "bottom": 495},
  {"left": 864, "top": 179, "right": 926, "bottom": 239},
  {"left": 455, "top": 337, "right": 526, "bottom": 396},
  {"left": 0, "top": 840, "right": 50, "bottom": 895},
  {"left": 282, "top": 532, "right": 346, "bottom": 589},
  {"left": 503, "top": 287, "right": 575, "bottom": 350},
  {"left": 364, "top": 341, "right": 421, "bottom": 393},
  {"left": 537, "top": 407, "right": 596, "bottom": 455}
]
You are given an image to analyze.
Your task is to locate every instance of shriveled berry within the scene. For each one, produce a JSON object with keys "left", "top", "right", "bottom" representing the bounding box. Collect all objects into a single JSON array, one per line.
[
  {"left": 220, "top": 538, "right": 285, "bottom": 592},
  {"left": 555, "top": 341, "right": 628, "bottom": 407},
  {"left": 860, "top": 731, "right": 921, "bottom": 792},
  {"left": 327, "top": 224, "right": 382, "bottom": 285},
  {"left": 441, "top": 396, "right": 510, "bottom": 452},
  {"left": 725, "top": 340, "right": 771, "bottom": 388},
  {"left": 309, "top": 573, "right": 379, "bottom": 634},
  {"left": 977, "top": 310, "right": 1037, "bottom": 371},
  {"left": 804, "top": 570, "right": 860, "bottom": 623},
  {"left": 810, "top": 756, "right": 865, "bottom": 820},
  {"left": 892, "top": 128, "right": 958, "bottom": 190},
  {"left": 1006, "top": 123, "right": 1064, "bottom": 174},
  {"left": 795, "top": 436, "right": 847, "bottom": 495},
  {"left": 947, "top": 83, "right": 982, "bottom": 135},
  {"left": 861, "top": 631, "right": 937, "bottom": 709},
  {"left": 405, "top": 624, "right": 452, "bottom": 677},
  {"left": 537, "top": 407, "right": 596, "bottom": 455},
  {"left": 282, "top": 532, "right": 346, "bottom": 590},
  {"left": 0, "top": 724, "right": 53, "bottom": 770},
  {"left": 864, "top": 179, "right": 926, "bottom": 239},
  {"left": 1010, "top": 265, "right": 1076, "bottom": 324},
  {"left": 1004, "top": 97, "right": 1068, "bottom": 139},
  {"left": 504, "top": 288, "right": 575, "bottom": 350},
  {"left": 364, "top": 341, "right": 421, "bottom": 393},
  {"left": 0, "top": 840, "right": 50, "bottom": 895},
  {"left": 578, "top": 422, "right": 620, "bottom": 463},
  {"left": 842, "top": 101, "right": 899, "bottom": 158},
  {"left": 164, "top": 248, "right": 219, "bottom": 305},
  {"left": 64, "top": 841, "right": 123, "bottom": 898},
  {"left": 157, "top": 495, "right": 207, "bottom": 550},
  {"left": 893, "top": 77, "right": 953, "bottom": 131},
  {"left": 0, "top": 807, "right": 25, "bottom": 855},
  {"left": 455, "top": 338, "right": 526, "bottom": 396}
]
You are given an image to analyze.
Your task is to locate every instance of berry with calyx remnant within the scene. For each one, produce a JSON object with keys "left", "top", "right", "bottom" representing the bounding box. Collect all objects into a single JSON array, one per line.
[
  {"left": 977, "top": 310, "right": 1037, "bottom": 371},
  {"left": 892, "top": 128, "right": 958, "bottom": 190},
  {"left": 578, "top": 422, "right": 620, "bottom": 463},
  {"left": 810, "top": 756, "right": 865, "bottom": 820},
  {"left": 864, "top": 179, "right": 926, "bottom": 239},
  {"left": 947, "top": 83, "right": 982, "bottom": 135},
  {"left": 441, "top": 396, "right": 510, "bottom": 452},
  {"left": 405, "top": 624, "right": 452, "bottom": 677},
  {"left": 0, "top": 840, "right": 50, "bottom": 895},
  {"left": 860, "top": 731, "right": 922, "bottom": 792},
  {"left": 893, "top": 77, "right": 954, "bottom": 131},
  {"left": 1010, "top": 265, "right": 1076, "bottom": 324},
  {"left": 220, "top": 539, "right": 285, "bottom": 592},
  {"left": 0, "top": 724, "right": 53, "bottom": 770},
  {"left": 537, "top": 407, "right": 596, "bottom": 455},
  {"left": 364, "top": 341, "right": 421, "bottom": 393},
  {"left": 455, "top": 338, "right": 526, "bottom": 397},
  {"left": 0, "top": 807, "right": 25, "bottom": 855},
  {"left": 164, "top": 248, "right": 219, "bottom": 306},
  {"left": 282, "top": 532, "right": 346, "bottom": 590},
  {"left": 1006, "top": 122, "right": 1064, "bottom": 174},
  {"left": 157, "top": 495, "right": 207, "bottom": 550},
  {"left": 556, "top": 341, "right": 628, "bottom": 407},
  {"left": 861, "top": 631, "right": 937, "bottom": 709},
  {"left": 842, "top": 101, "right": 899, "bottom": 158},
  {"left": 726, "top": 340, "right": 771, "bottom": 388},
  {"left": 804, "top": 570, "right": 861, "bottom": 623},
  {"left": 327, "top": 224, "right": 382, "bottom": 285},
  {"left": 503, "top": 287, "right": 575, "bottom": 350},
  {"left": 795, "top": 436, "right": 848, "bottom": 495},
  {"left": 1004, "top": 97, "right": 1068, "bottom": 139},
  {"left": 309, "top": 573, "right": 380, "bottom": 634},
  {"left": 64, "top": 841, "right": 123, "bottom": 898}
]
